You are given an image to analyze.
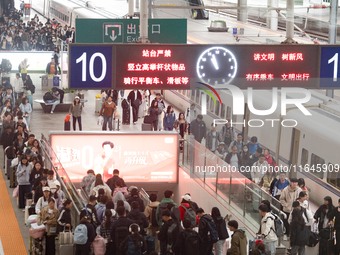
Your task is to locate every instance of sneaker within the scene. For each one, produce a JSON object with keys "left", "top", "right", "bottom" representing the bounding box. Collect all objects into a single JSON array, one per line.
[{"left": 50, "top": 111, "right": 53, "bottom": 114}]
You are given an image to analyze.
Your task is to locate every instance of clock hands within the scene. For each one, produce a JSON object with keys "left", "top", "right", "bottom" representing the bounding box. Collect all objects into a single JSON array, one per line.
[{"left": 211, "top": 54, "right": 219, "bottom": 70}]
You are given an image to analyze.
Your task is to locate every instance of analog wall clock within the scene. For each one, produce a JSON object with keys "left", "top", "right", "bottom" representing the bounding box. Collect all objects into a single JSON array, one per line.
[{"left": 196, "top": 46, "right": 238, "bottom": 85}]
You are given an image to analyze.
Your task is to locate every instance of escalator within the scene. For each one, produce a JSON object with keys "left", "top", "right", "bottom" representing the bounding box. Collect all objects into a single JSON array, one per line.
[
  {"left": 40, "top": 134, "right": 88, "bottom": 226},
  {"left": 188, "top": 0, "right": 209, "bottom": 19}
]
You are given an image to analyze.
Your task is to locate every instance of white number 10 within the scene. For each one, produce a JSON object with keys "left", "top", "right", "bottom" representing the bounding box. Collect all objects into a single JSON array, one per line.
[
  {"left": 76, "top": 52, "right": 107, "bottom": 82},
  {"left": 328, "top": 52, "right": 338, "bottom": 82}
]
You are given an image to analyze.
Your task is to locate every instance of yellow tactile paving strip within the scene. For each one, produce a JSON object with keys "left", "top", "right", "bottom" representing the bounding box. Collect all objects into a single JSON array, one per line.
[{"left": 0, "top": 171, "right": 27, "bottom": 254}]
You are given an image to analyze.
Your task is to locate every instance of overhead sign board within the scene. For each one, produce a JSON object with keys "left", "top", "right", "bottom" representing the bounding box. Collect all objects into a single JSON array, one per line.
[
  {"left": 69, "top": 44, "right": 330, "bottom": 90},
  {"left": 75, "top": 19, "right": 187, "bottom": 44}
]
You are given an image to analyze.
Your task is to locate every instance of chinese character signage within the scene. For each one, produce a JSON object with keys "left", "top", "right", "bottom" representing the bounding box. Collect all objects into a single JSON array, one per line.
[
  {"left": 113, "top": 44, "right": 319, "bottom": 90},
  {"left": 69, "top": 44, "right": 323, "bottom": 90},
  {"left": 50, "top": 132, "right": 179, "bottom": 183},
  {"left": 75, "top": 19, "right": 187, "bottom": 44}
]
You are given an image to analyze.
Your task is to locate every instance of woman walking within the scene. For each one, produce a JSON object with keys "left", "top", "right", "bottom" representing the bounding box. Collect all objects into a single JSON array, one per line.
[{"left": 69, "top": 96, "right": 83, "bottom": 131}]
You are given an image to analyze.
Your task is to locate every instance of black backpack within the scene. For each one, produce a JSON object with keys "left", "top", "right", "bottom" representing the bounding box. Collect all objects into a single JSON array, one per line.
[
  {"left": 27, "top": 83, "right": 35, "bottom": 94},
  {"left": 157, "top": 202, "right": 178, "bottom": 225},
  {"left": 183, "top": 230, "right": 199, "bottom": 254},
  {"left": 201, "top": 215, "right": 219, "bottom": 243},
  {"left": 43, "top": 91, "right": 54, "bottom": 101},
  {"left": 115, "top": 226, "right": 130, "bottom": 251}
]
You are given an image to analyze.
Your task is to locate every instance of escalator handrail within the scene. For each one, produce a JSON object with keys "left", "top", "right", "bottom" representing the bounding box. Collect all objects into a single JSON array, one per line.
[{"left": 40, "top": 134, "right": 86, "bottom": 212}]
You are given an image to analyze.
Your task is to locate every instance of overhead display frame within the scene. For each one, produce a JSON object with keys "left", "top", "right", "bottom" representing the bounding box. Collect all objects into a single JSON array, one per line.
[{"left": 69, "top": 44, "right": 340, "bottom": 90}]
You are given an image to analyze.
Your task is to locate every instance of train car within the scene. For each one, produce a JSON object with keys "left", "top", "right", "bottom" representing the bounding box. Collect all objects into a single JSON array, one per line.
[
  {"left": 163, "top": 89, "right": 340, "bottom": 206},
  {"left": 31, "top": 0, "right": 50, "bottom": 16},
  {"left": 49, "top": 0, "right": 83, "bottom": 27}
]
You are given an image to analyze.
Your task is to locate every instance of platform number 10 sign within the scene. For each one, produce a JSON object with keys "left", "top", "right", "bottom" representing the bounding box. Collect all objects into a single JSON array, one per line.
[{"left": 69, "top": 45, "right": 113, "bottom": 89}]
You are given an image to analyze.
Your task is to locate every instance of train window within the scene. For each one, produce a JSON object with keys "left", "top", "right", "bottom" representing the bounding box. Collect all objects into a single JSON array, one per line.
[
  {"left": 301, "top": 148, "right": 308, "bottom": 166},
  {"left": 226, "top": 106, "right": 231, "bottom": 119},
  {"left": 327, "top": 163, "right": 340, "bottom": 189},
  {"left": 310, "top": 153, "right": 325, "bottom": 179},
  {"left": 206, "top": 96, "right": 210, "bottom": 111},
  {"left": 215, "top": 102, "right": 220, "bottom": 116},
  {"left": 195, "top": 91, "right": 200, "bottom": 105},
  {"left": 190, "top": 90, "right": 195, "bottom": 101},
  {"left": 221, "top": 103, "right": 226, "bottom": 118},
  {"left": 327, "top": 163, "right": 340, "bottom": 187},
  {"left": 209, "top": 97, "right": 214, "bottom": 112}
]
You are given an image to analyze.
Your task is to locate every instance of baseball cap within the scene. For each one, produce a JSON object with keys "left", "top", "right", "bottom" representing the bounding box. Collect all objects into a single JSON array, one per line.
[
  {"left": 75, "top": 96, "right": 80, "bottom": 99},
  {"left": 42, "top": 187, "right": 51, "bottom": 192},
  {"left": 182, "top": 194, "right": 191, "bottom": 201},
  {"left": 54, "top": 180, "right": 60, "bottom": 187}
]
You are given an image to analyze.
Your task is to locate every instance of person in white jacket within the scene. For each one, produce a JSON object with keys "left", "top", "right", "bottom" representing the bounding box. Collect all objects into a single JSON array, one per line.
[
  {"left": 35, "top": 187, "right": 56, "bottom": 214},
  {"left": 259, "top": 204, "right": 278, "bottom": 255},
  {"left": 279, "top": 178, "right": 302, "bottom": 238}
]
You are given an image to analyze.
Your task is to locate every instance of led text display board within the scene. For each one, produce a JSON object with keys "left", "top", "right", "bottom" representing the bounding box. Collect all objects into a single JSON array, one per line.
[
  {"left": 50, "top": 132, "right": 178, "bottom": 183},
  {"left": 69, "top": 44, "right": 340, "bottom": 90}
]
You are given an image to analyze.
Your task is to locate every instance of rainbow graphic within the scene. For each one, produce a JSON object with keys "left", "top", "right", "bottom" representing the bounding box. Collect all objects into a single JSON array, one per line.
[{"left": 195, "top": 82, "right": 223, "bottom": 114}]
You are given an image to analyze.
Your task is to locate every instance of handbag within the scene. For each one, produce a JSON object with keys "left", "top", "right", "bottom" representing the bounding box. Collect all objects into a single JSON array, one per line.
[
  {"left": 92, "top": 235, "right": 106, "bottom": 255},
  {"left": 97, "top": 115, "right": 104, "bottom": 126},
  {"left": 46, "top": 224, "right": 57, "bottom": 236},
  {"left": 12, "top": 186, "right": 19, "bottom": 198},
  {"left": 29, "top": 224, "right": 46, "bottom": 239},
  {"left": 59, "top": 226, "right": 74, "bottom": 245}
]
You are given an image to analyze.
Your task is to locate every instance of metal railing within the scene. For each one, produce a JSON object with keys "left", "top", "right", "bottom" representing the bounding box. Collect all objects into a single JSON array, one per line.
[
  {"left": 40, "top": 134, "right": 87, "bottom": 226},
  {"left": 180, "top": 135, "right": 286, "bottom": 241}
]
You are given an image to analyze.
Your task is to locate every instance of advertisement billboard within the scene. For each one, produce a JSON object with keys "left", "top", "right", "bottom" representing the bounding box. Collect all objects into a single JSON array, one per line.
[{"left": 50, "top": 132, "right": 178, "bottom": 183}]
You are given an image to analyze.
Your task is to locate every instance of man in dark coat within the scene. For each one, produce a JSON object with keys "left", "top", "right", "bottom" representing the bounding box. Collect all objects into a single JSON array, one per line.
[{"left": 127, "top": 90, "right": 142, "bottom": 124}]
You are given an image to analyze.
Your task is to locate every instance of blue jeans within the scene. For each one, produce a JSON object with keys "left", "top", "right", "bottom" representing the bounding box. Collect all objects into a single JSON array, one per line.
[
  {"left": 102, "top": 116, "right": 113, "bottom": 131},
  {"left": 51, "top": 100, "right": 60, "bottom": 112},
  {"left": 214, "top": 239, "right": 225, "bottom": 255},
  {"left": 264, "top": 241, "right": 276, "bottom": 255},
  {"left": 291, "top": 245, "right": 305, "bottom": 255}
]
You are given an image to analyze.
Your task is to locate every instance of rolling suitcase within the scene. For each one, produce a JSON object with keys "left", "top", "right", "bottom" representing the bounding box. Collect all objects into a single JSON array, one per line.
[
  {"left": 64, "top": 121, "right": 71, "bottom": 131},
  {"left": 59, "top": 244, "right": 74, "bottom": 255},
  {"left": 142, "top": 123, "right": 153, "bottom": 131}
]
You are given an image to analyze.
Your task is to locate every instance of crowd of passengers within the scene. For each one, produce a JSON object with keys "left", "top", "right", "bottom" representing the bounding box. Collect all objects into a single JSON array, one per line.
[
  {"left": 0, "top": 7, "right": 74, "bottom": 51},
  {"left": 189, "top": 111, "right": 340, "bottom": 255}
]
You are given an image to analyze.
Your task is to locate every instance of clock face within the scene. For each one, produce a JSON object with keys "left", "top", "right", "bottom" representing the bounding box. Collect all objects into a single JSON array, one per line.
[{"left": 196, "top": 46, "right": 238, "bottom": 86}]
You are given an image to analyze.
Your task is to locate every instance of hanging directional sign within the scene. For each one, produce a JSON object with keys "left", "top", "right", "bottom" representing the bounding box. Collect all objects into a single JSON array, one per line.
[{"left": 76, "top": 19, "right": 187, "bottom": 44}]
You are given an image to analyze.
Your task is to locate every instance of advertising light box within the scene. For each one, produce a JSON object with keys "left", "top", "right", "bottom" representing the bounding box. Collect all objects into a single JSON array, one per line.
[{"left": 50, "top": 132, "right": 178, "bottom": 183}]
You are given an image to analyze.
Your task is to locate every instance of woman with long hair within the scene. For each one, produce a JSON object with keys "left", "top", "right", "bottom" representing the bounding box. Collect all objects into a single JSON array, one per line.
[
  {"left": 16, "top": 155, "right": 32, "bottom": 208},
  {"left": 100, "top": 209, "right": 114, "bottom": 255},
  {"left": 314, "top": 196, "right": 335, "bottom": 255},
  {"left": 90, "top": 174, "right": 112, "bottom": 199},
  {"left": 211, "top": 207, "right": 229, "bottom": 255},
  {"left": 174, "top": 112, "right": 188, "bottom": 150},
  {"left": 148, "top": 100, "right": 160, "bottom": 131},
  {"left": 290, "top": 208, "right": 308, "bottom": 255},
  {"left": 57, "top": 199, "right": 73, "bottom": 232},
  {"left": 163, "top": 105, "right": 176, "bottom": 131},
  {"left": 31, "top": 139, "right": 42, "bottom": 155},
  {"left": 69, "top": 96, "right": 83, "bottom": 131}
]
